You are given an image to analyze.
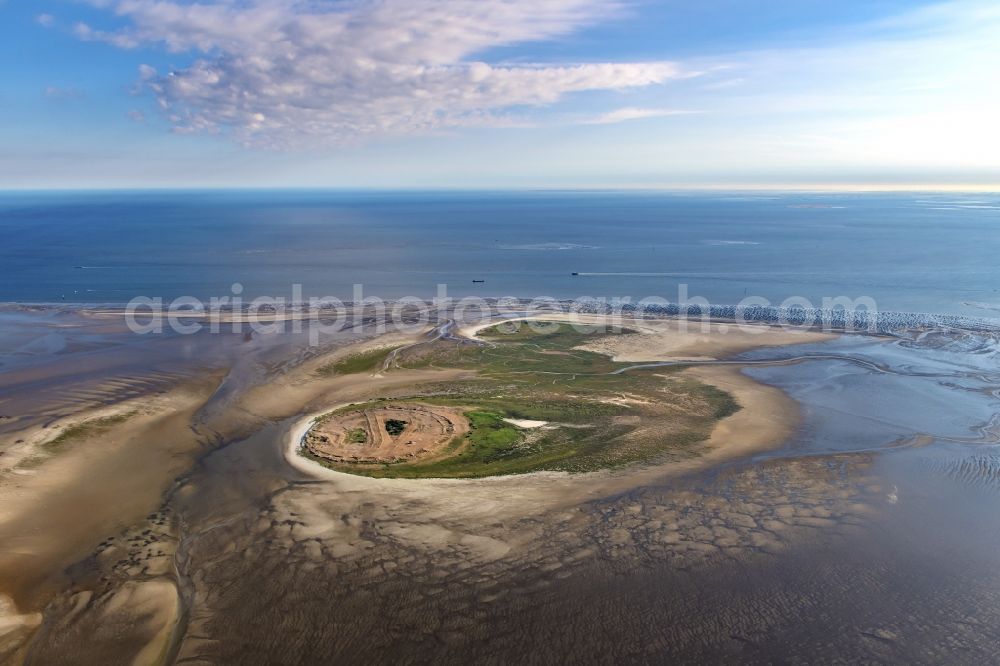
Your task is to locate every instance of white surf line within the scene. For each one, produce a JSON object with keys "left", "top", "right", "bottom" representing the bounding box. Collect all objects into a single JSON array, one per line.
[{"left": 284, "top": 413, "right": 331, "bottom": 479}]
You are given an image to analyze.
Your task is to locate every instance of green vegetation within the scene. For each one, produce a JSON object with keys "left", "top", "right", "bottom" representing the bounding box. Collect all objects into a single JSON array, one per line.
[
  {"left": 316, "top": 346, "right": 399, "bottom": 376},
  {"left": 307, "top": 321, "right": 740, "bottom": 479},
  {"left": 384, "top": 419, "right": 408, "bottom": 436},
  {"left": 26, "top": 411, "right": 139, "bottom": 464},
  {"left": 465, "top": 410, "right": 521, "bottom": 453},
  {"left": 347, "top": 428, "right": 367, "bottom": 443}
]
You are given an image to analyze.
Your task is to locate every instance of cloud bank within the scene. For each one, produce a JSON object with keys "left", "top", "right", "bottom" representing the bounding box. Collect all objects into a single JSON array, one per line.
[
  {"left": 74, "top": 0, "right": 682, "bottom": 148},
  {"left": 582, "top": 107, "right": 697, "bottom": 124}
]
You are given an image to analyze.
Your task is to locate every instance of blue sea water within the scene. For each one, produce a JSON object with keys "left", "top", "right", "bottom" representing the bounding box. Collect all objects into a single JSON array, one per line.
[{"left": 1, "top": 189, "right": 999, "bottom": 316}]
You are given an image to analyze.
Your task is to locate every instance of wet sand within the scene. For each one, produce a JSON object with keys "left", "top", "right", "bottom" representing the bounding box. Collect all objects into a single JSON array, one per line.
[
  {"left": 0, "top": 309, "right": 369, "bottom": 658},
  {"left": 576, "top": 318, "right": 837, "bottom": 361},
  {"left": 0, "top": 374, "right": 222, "bottom": 606},
  {"left": 460, "top": 312, "right": 836, "bottom": 360},
  {"left": 4, "top": 307, "right": 1000, "bottom": 663}
]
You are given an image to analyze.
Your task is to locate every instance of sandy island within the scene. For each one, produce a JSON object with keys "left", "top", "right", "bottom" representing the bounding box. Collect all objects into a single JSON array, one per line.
[{"left": 285, "top": 313, "right": 835, "bottom": 517}]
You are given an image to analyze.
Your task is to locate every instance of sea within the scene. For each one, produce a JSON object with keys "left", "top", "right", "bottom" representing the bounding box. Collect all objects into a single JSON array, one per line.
[{"left": 1, "top": 189, "right": 999, "bottom": 317}]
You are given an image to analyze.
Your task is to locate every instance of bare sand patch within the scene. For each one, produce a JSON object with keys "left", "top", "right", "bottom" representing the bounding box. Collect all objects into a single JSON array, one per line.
[
  {"left": 680, "top": 365, "right": 799, "bottom": 462},
  {"left": 103, "top": 580, "right": 179, "bottom": 666},
  {"left": 305, "top": 403, "right": 469, "bottom": 464},
  {"left": 460, "top": 313, "right": 834, "bottom": 361},
  {"left": 240, "top": 365, "right": 473, "bottom": 426},
  {"left": 577, "top": 318, "right": 834, "bottom": 361},
  {"left": 18, "top": 579, "right": 179, "bottom": 666},
  {"left": 0, "top": 594, "right": 41, "bottom": 661},
  {"left": 0, "top": 373, "right": 222, "bottom": 611},
  {"left": 503, "top": 418, "right": 549, "bottom": 428}
]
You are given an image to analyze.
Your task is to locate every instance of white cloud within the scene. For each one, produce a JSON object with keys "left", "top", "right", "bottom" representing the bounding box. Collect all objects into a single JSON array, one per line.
[
  {"left": 75, "top": 0, "right": 684, "bottom": 148},
  {"left": 679, "top": 0, "right": 1000, "bottom": 173},
  {"left": 582, "top": 107, "right": 698, "bottom": 124},
  {"left": 44, "top": 86, "right": 87, "bottom": 101},
  {"left": 36, "top": 13, "right": 55, "bottom": 27}
]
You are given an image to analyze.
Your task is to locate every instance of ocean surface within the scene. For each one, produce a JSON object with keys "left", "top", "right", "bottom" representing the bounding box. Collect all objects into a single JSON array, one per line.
[{"left": 2, "top": 190, "right": 999, "bottom": 316}]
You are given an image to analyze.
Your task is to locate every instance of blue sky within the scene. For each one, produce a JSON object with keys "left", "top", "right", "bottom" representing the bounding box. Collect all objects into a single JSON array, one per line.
[{"left": 2, "top": 0, "right": 998, "bottom": 189}]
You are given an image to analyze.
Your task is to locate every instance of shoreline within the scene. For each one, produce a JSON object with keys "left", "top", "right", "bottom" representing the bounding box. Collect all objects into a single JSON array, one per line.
[
  {"left": 284, "top": 361, "right": 801, "bottom": 490},
  {"left": 283, "top": 315, "right": 829, "bottom": 506},
  {"left": 3, "top": 300, "right": 994, "bottom": 336},
  {"left": 459, "top": 312, "right": 837, "bottom": 360}
]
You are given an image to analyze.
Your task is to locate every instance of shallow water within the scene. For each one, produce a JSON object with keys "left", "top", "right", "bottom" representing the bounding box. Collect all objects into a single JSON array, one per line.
[
  {"left": 745, "top": 334, "right": 1000, "bottom": 456},
  {"left": 4, "top": 295, "right": 1000, "bottom": 663},
  {"left": 15, "top": 320, "right": 1000, "bottom": 663}
]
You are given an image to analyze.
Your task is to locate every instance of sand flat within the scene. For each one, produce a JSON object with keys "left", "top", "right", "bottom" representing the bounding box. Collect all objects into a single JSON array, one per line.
[
  {"left": 2, "top": 310, "right": 842, "bottom": 662},
  {"left": 460, "top": 313, "right": 834, "bottom": 361},
  {"left": 0, "top": 372, "right": 223, "bottom": 610},
  {"left": 576, "top": 318, "right": 835, "bottom": 360}
]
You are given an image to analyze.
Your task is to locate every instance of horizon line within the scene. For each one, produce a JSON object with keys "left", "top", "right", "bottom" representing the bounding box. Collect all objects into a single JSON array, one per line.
[{"left": 1, "top": 182, "right": 999, "bottom": 194}]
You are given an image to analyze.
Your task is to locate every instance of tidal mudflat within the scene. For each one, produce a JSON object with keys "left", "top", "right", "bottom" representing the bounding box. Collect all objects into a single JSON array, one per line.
[{"left": 2, "top": 305, "right": 1000, "bottom": 664}]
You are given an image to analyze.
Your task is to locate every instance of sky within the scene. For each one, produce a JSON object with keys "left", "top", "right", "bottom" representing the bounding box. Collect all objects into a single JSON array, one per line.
[{"left": 2, "top": 0, "right": 999, "bottom": 190}]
